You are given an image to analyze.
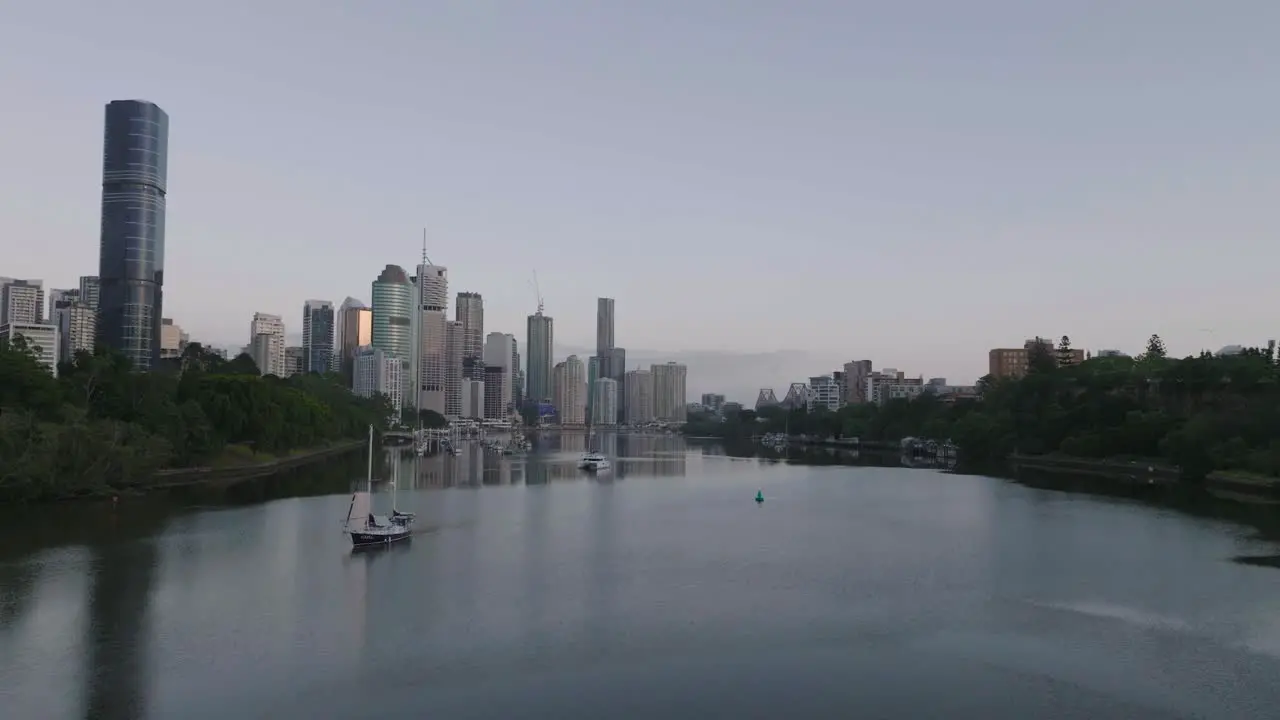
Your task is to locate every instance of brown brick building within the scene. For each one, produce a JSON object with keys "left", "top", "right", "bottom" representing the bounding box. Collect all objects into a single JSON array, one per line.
[{"left": 988, "top": 337, "right": 1085, "bottom": 379}]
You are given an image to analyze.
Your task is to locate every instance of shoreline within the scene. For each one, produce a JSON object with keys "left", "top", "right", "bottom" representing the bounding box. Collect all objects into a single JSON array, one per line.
[
  {"left": 148, "top": 439, "right": 367, "bottom": 488},
  {"left": 16, "top": 439, "right": 370, "bottom": 503},
  {"left": 702, "top": 432, "right": 1280, "bottom": 508}
]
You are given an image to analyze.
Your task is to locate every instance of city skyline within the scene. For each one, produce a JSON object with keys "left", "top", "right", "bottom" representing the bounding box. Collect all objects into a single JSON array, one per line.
[{"left": 5, "top": 3, "right": 1280, "bottom": 387}]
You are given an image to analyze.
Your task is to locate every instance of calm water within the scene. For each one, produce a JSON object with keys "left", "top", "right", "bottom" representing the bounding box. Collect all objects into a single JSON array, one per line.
[{"left": 3, "top": 434, "right": 1280, "bottom": 719}]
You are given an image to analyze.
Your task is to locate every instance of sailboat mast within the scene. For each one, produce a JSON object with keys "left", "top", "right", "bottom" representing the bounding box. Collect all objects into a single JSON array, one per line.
[{"left": 367, "top": 424, "right": 374, "bottom": 489}]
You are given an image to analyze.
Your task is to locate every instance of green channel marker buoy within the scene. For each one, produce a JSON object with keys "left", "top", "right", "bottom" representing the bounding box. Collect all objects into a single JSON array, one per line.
[{"left": 755, "top": 490, "right": 764, "bottom": 504}]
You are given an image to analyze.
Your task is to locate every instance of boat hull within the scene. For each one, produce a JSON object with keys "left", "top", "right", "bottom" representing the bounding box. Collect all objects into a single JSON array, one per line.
[{"left": 348, "top": 529, "right": 412, "bottom": 548}]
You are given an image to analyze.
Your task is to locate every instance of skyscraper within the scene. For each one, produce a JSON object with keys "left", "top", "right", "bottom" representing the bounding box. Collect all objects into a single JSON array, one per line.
[
  {"left": 596, "top": 297, "right": 615, "bottom": 355},
  {"left": 414, "top": 263, "right": 448, "bottom": 414},
  {"left": 97, "top": 100, "right": 168, "bottom": 370},
  {"left": 444, "top": 320, "right": 464, "bottom": 417},
  {"left": 335, "top": 297, "right": 372, "bottom": 383},
  {"left": 526, "top": 310, "right": 554, "bottom": 405},
  {"left": 371, "top": 266, "right": 413, "bottom": 359},
  {"left": 651, "top": 362, "right": 689, "bottom": 422},
  {"left": 483, "top": 332, "right": 515, "bottom": 418},
  {"left": 624, "top": 369, "right": 655, "bottom": 424},
  {"left": 593, "top": 377, "right": 618, "bottom": 426},
  {"left": 78, "top": 276, "right": 100, "bottom": 312},
  {"left": 372, "top": 265, "right": 414, "bottom": 408},
  {"left": 455, "top": 291, "right": 484, "bottom": 377},
  {"left": 553, "top": 354, "right": 587, "bottom": 425},
  {"left": 302, "top": 299, "right": 335, "bottom": 374}
]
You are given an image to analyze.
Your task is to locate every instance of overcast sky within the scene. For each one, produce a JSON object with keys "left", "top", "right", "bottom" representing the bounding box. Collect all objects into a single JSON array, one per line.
[{"left": 2, "top": 0, "right": 1278, "bottom": 391}]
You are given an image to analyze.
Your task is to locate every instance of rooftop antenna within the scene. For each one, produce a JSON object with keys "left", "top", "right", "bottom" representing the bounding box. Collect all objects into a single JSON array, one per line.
[{"left": 421, "top": 228, "right": 433, "bottom": 267}]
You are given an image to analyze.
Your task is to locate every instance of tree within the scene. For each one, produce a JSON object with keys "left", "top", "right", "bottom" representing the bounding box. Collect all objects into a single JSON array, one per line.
[
  {"left": 1056, "top": 335, "right": 1075, "bottom": 368},
  {"left": 1027, "top": 338, "right": 1058, "bottom": 374},
  {"left": 222, "top": 353, "right": 261, "bottom": 376},
  {"left": 1142, "top": 334, "right": 1167, "bottom": 361},
  {"left": 0, "top": 341, "right": 395, "bottom": 501}
]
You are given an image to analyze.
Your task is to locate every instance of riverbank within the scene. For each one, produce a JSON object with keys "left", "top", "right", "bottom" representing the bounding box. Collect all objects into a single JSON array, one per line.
[
  {"left": 148, "top": 439, "right": 367, "bottom": 489},
  {"left": 3, "top": 439, "right": 369, "bottom": 503}
]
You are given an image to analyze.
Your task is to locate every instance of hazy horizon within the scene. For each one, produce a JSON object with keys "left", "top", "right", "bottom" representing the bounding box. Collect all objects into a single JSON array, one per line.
[{"left": 4, "top": 1, "right": 1279, "bottom": 390}]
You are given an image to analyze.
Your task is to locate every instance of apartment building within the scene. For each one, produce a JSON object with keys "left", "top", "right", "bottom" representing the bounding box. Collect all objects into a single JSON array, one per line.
[{"left": 988, "top": 337, "right": 1086, "bottom": 378}]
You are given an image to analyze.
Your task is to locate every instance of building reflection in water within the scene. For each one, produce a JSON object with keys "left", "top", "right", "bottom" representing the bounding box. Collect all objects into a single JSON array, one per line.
[
  {"left": 83, "top": 540, "right": 159, "bottom": 720},
  {"left": 385, "top": 432, "right": 691, "bottom": 489}
]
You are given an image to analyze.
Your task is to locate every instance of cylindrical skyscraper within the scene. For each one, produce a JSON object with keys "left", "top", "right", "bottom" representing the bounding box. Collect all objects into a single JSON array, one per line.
[
  {"left": 371, "top": 265, "right": 413, "bottom": 359},
  {"left": 97, "top": 100, "right": 168, "bottom": 370}
]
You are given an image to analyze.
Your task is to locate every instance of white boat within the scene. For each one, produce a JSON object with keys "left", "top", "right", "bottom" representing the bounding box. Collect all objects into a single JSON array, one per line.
[
  {"left": 578, "top": 450, "right": 611, "bottom": 472},
  {"left": 344, "top": 425, "right": 412, "bottom": 548}
]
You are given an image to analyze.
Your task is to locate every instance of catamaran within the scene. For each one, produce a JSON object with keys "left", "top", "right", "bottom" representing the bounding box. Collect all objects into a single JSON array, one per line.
[
  {"left": 577, "top": 426, "right": 612, "bottom": 472},
  {"left": 344, "top": 425, "right": 413, "bottom": 548}
]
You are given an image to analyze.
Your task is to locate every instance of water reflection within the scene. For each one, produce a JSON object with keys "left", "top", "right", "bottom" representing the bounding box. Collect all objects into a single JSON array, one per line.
[
  {"left": 83, "top": 541, "right": 157, "bottom": 720},
  {"left": 387, "top": 432, "right": 692, "bottom": 490}
]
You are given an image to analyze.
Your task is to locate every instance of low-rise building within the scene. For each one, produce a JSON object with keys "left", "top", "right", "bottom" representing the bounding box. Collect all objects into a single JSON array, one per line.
[{"left": 1, "top": 322, "right": 59, "bottom": 376}]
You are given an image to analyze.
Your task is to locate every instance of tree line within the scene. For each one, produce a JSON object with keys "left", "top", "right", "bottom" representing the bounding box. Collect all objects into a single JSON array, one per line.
[
  {"left": 685, "top": 335, "right": 1280, "bottom": 481},
  {"left": 0, "top": 338, "right": 394, "bottom": 501}
]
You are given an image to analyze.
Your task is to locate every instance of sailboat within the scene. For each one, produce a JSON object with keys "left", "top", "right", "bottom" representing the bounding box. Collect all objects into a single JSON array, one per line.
[{"left": 344, "top": 425, "right": 412, "bottom": 548}]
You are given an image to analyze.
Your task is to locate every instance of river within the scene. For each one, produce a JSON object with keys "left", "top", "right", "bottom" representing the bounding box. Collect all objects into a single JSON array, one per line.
[{"left": 2, "top": 434, "right": 1280, "bottom": 719}]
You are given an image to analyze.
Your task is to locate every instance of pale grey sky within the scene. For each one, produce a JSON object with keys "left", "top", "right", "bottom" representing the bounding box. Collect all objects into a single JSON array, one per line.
[{"left": 2, "top": 0, "right": 1278, "bottom": 392}]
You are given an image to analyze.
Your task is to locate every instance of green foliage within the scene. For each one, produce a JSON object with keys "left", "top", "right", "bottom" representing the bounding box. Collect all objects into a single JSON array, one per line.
[
  {"left": 0, "top": 343, "right": 391, "bottom": 501},
  {"left": 685, "top": 342, "right": 1280, "bottom": 481}
]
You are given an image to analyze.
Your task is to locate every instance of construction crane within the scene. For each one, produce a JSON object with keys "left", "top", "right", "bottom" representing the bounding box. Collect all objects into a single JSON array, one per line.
[{"left": 531, "top": 270, "right": 544, "bottom": 314}]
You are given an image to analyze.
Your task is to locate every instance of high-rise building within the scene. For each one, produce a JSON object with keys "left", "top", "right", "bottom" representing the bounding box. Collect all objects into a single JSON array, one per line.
[
  {"left": 455, "top": 291, "right": 484, "bottom": 378},
  {"left": 483, "top": 365, "right": 508, "bottom": 420},
  {"left": 445, "top": 320, "right": 464, "bottom": 417},
  {"left": 607, "top": 346, "right": 627, "bottom": 421},
  {"left": 586, "top": 355, "right": 602, "bottom": 421},
  {"left": 553, "top": 354, "right": 587, "bottom": 425},
  {"left": 335, "top": 297, "right": 372, "bottom": 382},
  {"left": 526, "top": 310, "right": 554, "bottom": 405},
  {"left": 97, "top": 100, "right": 168, "bottom": 371},
  {"left": 159, "top": 318, "right": 185, "bottom": 359},
  {"left": 624, "top": 368, "right": 654, "bottom": 424},
  {"left": 302, "top": 299, "right": 335, "bottom": 374},
  {"left": 249, "top": 331, "right": 283, "bottom": 377},
  {"left": 460, "top": 378, "right": 485, "bottom": 419},
  {"left": 483, "top": 332, "right": 515, "bottom": 418},
  {"left": 0, "top": 323, "right": 59, "bottom": 376},
  {"left": 651, "top": 362, "right": 688, "bottom": 422},
  {"left": 249, "top": 312, "right": 285, "bottom": 376},
  {"left": 285, "top": 346, "right": 305, "bottom": 377},
  {"left": 371, "top": 265, "right": 413, "bottom": 406},
  {"left": 51, "top": 295, "right": 94, "bottom": 362},
  {"left": 353, "top": 345, "right": 403, "bottom": 421},
  {"left": 510, "top": 339, "right": 521, "bottom": 407},
  {"left": 371, "top": 266, "right": 413, "bottom": 359},
  {"left": 596, "top": 297, "right": 615, "bottom": 355},
  {"left": 413, "top": 264, "right": 448, "bottom": 415},
  {"left": 1, "top": 279, "right": 43, "bottom": 325},
  {"left": 47, "top": 288, "right": 77, "bottom": 321},
  {"left": 593, "top": 377, "right": 618, "bottom": 426},
  {"left": 78, "top": 276, "right": 99, "bottom": 312},
  {"left": 842, "top": 360, "right": 873, "bottom": 404}
]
